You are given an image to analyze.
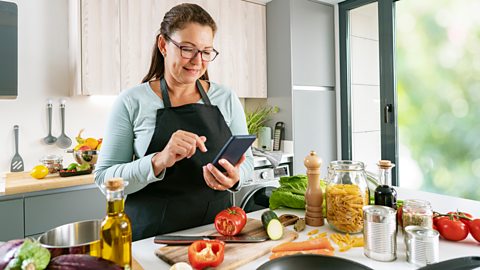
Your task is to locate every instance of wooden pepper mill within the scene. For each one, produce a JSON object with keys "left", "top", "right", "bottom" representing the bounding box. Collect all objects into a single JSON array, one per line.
[{"left": 304, "top": 151, "right": 324, "bottom": 226}]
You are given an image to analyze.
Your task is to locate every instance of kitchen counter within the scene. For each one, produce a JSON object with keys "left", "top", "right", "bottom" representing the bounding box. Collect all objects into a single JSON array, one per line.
[{"left": 132, "top": 187, "right": 480, "bottom": 269}]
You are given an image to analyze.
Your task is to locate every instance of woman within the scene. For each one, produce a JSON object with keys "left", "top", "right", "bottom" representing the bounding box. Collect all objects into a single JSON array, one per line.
[{"left": 95, "top": 3, "right": 254, "bottom": 241}]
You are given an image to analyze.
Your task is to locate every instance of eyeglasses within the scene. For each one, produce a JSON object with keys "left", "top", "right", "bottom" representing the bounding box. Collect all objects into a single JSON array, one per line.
[{"left": 163, "top": 34, "right": 219, "bottom": 62}]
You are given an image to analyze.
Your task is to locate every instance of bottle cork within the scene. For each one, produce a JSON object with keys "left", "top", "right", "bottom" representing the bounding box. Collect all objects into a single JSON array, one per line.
[
  {"left": 304, "top": 151, "right": 324, "bottom": 226},
  {"left": 105, "top": 177, "right": 124, "bottom": 191}
]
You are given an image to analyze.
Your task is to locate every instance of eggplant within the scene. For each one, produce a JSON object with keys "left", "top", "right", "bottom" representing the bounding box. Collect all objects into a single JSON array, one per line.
[
  {"left": 0, "top": 239, "right": 24, "bottom": 270},
  {"left": 47, "top": 254, "right": 123, "bottom": 270}
]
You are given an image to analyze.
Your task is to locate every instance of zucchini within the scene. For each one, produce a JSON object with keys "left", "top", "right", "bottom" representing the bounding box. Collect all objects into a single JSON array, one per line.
[{"left": 261, "top": 210, "right": 284, "bottom": 240}]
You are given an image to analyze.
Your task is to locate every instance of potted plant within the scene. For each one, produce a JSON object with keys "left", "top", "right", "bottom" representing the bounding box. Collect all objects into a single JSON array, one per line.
[{"left": 245, "top": 105, "right": 279, "bottom": 147}]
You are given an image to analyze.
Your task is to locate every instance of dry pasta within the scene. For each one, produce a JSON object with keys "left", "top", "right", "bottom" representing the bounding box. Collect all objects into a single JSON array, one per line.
[
  {"left": 330, "top": 233, "right": 364, "bottom": 252},
  {"left": 326, "top": 184, "right": 368, "bottom": 233}
]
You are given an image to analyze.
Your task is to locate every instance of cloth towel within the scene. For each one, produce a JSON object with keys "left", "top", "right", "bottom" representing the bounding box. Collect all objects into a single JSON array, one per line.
[{"left": 252, "top": 147, "right": 283, "bottom": 168}]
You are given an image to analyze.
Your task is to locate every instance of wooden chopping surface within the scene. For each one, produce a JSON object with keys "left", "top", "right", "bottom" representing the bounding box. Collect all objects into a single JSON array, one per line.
[
  {"left": 155, "top": 218, "right": 298, "bottom": 270},
  {"left": 132, "top": 258, "right": 144, "bottom": 270},
  {"left": 4, "top": 172, "right": 94, "bottom": 195}
]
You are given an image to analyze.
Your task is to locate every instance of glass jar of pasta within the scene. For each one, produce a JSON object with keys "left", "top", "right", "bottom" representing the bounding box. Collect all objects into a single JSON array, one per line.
[{"left": 326, "top": 160, "right": 369, "bottom": 233}]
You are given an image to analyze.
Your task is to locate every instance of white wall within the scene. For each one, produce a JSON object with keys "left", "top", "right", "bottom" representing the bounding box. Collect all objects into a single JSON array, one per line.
[{"left": 0, "top": 0, "right": 115, "bottom": 173}]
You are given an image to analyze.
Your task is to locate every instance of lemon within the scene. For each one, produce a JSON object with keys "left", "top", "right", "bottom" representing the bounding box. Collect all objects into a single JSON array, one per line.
[{"left": 30, "top": 165, "right": 49, "bottom": 179}]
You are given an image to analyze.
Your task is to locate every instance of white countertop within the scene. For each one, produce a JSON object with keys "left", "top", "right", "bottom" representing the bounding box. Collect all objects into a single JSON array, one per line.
[{"left": 132, "top": 187, "right": 480, "bottom": 269}]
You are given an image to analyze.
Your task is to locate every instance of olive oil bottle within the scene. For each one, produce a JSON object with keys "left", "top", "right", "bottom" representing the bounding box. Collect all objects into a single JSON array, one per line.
[{"left": 100, "top": 177, "right": 132, "bottom": 268}]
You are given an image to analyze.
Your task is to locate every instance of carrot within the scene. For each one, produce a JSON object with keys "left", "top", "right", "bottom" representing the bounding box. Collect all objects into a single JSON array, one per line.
[
  {"left": 271, "top": 238, "right": 334, "bottom": 253},
  {"left": 269, "top": 249, "right": 334, "bottom": 260}
]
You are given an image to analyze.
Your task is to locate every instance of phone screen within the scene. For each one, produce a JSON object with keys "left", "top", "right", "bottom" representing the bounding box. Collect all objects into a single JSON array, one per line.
[{"left": 212, "top": 135, "right": 256, "bottom": 171}]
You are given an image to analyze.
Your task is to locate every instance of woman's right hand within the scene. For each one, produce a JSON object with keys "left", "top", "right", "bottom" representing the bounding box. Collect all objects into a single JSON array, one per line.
[{"left": 151, "top": 130, "right": 207, "bottom": 175}]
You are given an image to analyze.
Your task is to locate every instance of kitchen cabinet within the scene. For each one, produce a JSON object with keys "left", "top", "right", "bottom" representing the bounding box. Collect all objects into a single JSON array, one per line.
[
  {"left": 69, "top": 0, "right": 266, "bottom": 98},
  {"left": 266, "top": 0, "right": 336, "bottom": 175},
  {"left": 24, "top": 188, "right": 105, "bottom": 237},
  {"left": 0, "top": 199, "right": 24, "bottom": 241},
  {"left": 69, "top": 0, "right": 121, "bottom": 95}
]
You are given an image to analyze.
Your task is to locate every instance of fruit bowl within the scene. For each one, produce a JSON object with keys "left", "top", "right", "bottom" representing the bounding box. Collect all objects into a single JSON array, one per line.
[{"left": 68, "top": 149, "right": 99, "bottom": 169}]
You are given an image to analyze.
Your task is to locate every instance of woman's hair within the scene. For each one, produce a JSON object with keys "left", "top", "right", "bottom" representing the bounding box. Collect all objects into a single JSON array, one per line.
[{"left": 142, "top": 3, "right": 217, "bottom": 83}]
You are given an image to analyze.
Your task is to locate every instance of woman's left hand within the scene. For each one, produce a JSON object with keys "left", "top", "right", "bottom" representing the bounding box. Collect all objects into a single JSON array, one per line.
[{"left": 203, "top": 155, "right": 246, "bottom": 191}]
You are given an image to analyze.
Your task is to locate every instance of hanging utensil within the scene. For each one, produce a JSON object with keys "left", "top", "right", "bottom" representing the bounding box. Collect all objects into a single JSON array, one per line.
[
  {"left": 43, "top": 99, "right": 57, "bottom": 145},
  {"left": 10, "top": 125, "right": 24, "bottom": 172},
  {"left": 56, "top": 100, "right": 72, "bottom": 149}
]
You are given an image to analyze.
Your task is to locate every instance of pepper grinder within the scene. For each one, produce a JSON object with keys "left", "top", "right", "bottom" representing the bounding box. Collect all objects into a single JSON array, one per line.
[{"left": 304, "top": 151, "right": 324, "bottom": 226}]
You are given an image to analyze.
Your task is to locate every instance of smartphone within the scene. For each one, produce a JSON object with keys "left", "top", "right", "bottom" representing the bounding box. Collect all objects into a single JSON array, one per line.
[{"left": 212, "top": 135, "right": 256, "bottom": 172}]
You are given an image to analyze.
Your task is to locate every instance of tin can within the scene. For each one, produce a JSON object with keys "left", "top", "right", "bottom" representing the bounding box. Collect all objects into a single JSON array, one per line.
[
  {"left": 363, "top": 205, "right": 397, "bottom": 261},
  {"left": 404, "top": 225, "right": 439, "bottom": 266}
]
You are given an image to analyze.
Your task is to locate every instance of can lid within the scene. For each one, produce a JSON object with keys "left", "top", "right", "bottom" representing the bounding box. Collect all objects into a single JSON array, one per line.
[
  {"left": 363, "top": 205, "right": 396, "bottom": 222},
  {"left": 405, "top": 225, "right": 439, "bottom": 240}
]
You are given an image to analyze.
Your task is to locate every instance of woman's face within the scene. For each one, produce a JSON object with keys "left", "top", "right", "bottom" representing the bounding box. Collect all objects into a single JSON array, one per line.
[{"left": 160, "top": 23, "right": 215, "bottom": 85}]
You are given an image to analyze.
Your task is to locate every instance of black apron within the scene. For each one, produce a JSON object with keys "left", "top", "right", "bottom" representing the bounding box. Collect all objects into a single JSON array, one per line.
[{"left": 125, "top": 78, "right": 233, "bottom": 241}]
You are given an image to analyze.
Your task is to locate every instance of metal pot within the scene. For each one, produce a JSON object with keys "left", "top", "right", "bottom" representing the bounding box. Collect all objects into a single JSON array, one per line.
[{"left": 38, "top": 219, "right": 101, "bottom": 258}]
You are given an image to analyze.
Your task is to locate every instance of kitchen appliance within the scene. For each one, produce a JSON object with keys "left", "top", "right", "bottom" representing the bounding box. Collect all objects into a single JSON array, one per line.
[
  {"left": 10, "top": 125, "right": 24, "bottom": 172},
  {"left": 56, "top": 100, "right": 72, "bottom": 149},
  {"left": 273, "top": 122, "right": 285, "bottom": 151},
  {"left": 234, "top": 164, "right": 290, "bottom": 212},
  {"left": 257, "top": 254, "right": 374, "bottom": 270},
  {"left": 258, "top": 126, "right": 272, "bottom": 150},
  {"left": 38, "top": 219, "right": 101, "bottom": 258}
]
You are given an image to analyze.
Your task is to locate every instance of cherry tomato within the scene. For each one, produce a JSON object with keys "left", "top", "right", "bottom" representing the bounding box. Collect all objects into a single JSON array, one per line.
[
  {"left": 468, "top": 219, "right": 480, "bottom": 242},
  {"left": 214, "top": 206, "right": 247, "bottom": 236},
  {"left": 447, "top": 211, "right": 473, "bottom": 226},
  {"left": 436, "top": 218, "right": 469, "bottom": 241}
]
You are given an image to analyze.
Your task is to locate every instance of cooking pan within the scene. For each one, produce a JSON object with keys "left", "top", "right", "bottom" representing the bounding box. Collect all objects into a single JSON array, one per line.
[
  {"left": 417, "top": 256, "right": 480, "bottom": 270},
  {"left": 37, "top": 219, "right": 101, "bottom": 258},
  {"left": 257, "top": 255, "right": 374, "bottom": 270}
]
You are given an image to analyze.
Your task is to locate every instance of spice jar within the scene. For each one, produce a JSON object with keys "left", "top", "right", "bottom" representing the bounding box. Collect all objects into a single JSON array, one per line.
[
  {"left": 326, "top": 160, "right": 369, "bottom": 233},
  {"left": 402, "top": 199, "right": 433, "bottom": 229},
  {"left": 40, "top": 155, "right": 63, "bottom": 174}
]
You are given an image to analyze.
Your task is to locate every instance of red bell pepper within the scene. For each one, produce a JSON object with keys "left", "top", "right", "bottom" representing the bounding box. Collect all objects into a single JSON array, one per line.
[{"left": 188, "top": 240, "right": 225, "bottom": 269}]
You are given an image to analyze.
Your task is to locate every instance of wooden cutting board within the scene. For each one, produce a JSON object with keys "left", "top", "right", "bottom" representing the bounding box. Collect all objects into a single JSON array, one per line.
[
  {"left": 132, "top": 258, "right": 143, "bottom": 270},
  {"left": 155, "top": 218, "right": 298, "bottom": 270},
  {"left": 4, "top": 171, "right": 94, "bottom": 195}
]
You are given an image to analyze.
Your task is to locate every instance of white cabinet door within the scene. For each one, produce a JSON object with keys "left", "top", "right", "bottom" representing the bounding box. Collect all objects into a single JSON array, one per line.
[{"left": 77, "top": 0, "right": 121, "bottom": 95}]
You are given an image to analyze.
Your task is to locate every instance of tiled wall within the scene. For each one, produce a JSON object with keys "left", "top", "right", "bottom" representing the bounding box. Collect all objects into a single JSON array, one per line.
[{"left": 350, "top": 3, "right": 381, "bottom": 173}]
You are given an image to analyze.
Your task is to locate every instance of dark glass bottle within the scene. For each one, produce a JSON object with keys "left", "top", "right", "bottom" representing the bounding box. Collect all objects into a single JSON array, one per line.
[{"left": 374, "top": 160, "right": 397, "bottom": 209}]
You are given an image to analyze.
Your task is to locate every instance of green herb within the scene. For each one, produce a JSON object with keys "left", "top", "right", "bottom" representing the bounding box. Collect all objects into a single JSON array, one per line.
[
  {"left": 5, "top": 238, "right": 51, "bottom": 270},
  {"left": 245, "top": 105, "right": 279, "bottom": 135}
]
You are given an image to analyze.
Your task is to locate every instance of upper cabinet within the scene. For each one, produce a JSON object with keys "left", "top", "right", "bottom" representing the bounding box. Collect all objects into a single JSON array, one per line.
[{"left": 69, "top": 0, "right": 267, "bottom": 98}]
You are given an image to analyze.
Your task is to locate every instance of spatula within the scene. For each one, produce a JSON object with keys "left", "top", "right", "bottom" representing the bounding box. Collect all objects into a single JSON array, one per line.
[{"left": 10, "top": 125, "right": 24, "bottom": 172}]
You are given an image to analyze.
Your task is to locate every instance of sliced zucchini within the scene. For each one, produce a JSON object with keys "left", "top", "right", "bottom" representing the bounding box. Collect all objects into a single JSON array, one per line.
[{"left": 261, "top": 210, "right": 284, "bottom": 240}]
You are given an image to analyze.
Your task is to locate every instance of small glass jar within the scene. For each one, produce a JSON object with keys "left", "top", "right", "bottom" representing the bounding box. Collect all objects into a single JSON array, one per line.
[
  {"left": 40, "top": 155, "right": 63, "bottom": 174},
  {"left": 326, "top": 160, "right": 369, "bottom": 233},
  {"left": 402, "top": 199, "right": 433, "bottom": 229}
]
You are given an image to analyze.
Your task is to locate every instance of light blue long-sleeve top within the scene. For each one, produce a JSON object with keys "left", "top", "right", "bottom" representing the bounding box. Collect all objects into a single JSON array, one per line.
[{"left": 94, "top": 81, "right": 254, "bottom": 195}]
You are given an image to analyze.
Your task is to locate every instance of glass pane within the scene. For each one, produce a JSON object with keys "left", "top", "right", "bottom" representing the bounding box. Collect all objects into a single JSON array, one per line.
[
  {"left": 349, "top": 2, "right": 381, "bottom": 173},
  {"left": 397, "top": 0, "right": 480, "bottom": 199}
]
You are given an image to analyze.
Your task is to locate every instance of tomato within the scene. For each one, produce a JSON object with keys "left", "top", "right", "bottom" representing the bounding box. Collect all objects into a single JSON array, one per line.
[
  {"left": 468, "top": 219, "right": 480, "bottom": 242},
  {"left": 214, "top": 206, "right": 247, "bottom": 236},
  {"left": 188, "top": 240, "right": 225, "bottom": 269},
  {"left": 447, "top": 211, "right": 473, "bottom": 226},
  {"left": 436, "top": 217, "right": 469, "bottom": 241}
]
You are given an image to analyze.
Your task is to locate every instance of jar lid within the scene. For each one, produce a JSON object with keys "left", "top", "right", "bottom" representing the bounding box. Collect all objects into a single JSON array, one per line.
[{"left": 40, "top": 155, "right": 63, "bottom": 163}]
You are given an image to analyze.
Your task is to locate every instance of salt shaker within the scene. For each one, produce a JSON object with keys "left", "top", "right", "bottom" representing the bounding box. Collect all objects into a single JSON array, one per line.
[{"left": 304, "top": 151, "right": 324, "bottom": 226}]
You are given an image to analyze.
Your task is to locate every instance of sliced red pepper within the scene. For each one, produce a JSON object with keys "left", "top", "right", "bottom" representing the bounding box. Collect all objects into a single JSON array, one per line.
[{"left": 188, "top": 240, "right": 225, "bottom": 269}]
